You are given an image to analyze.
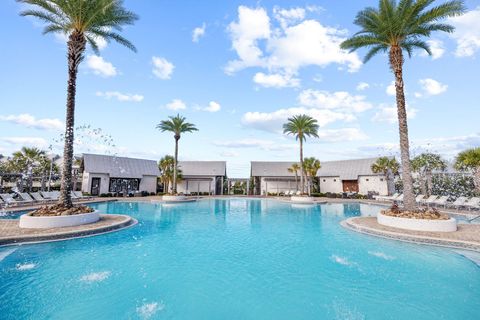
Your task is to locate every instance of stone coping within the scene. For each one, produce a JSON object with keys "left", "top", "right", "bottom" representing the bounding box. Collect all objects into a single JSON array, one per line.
[
  {"left": 1, "top": 198, "right": 117, "bottom": 213},
  {"left": 342, "top": 217, "right": 480, "bottom": 252},
  {"left": 0, "top": 214, "right": 136, "bottom": 247}
]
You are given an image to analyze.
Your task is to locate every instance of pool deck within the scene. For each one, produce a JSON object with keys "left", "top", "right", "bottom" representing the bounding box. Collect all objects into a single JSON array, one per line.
[
  {"left": 0, "top": 214, "right": 136, "bottom": 247},
  {"left": 342, "top": 217, "right": 480, "bottom": 252}
]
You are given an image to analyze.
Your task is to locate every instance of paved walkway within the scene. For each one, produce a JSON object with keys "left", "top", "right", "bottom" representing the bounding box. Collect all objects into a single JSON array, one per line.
[
  {"left": 0, "top": 214, "right": 135, "bottom": 246},
  {"left": 342, "top": 217, "right": 480, "bottom": 252}
]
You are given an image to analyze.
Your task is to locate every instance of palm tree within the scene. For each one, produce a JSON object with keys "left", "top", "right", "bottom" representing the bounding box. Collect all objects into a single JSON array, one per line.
[
  {"left": 159, "top": 155, "right": 175, "bottom": 192},
  {"left": 19, "top": 0, "right": 138, "bottom": 208},
  {"left": 411, "top": 153, "right": 446, "bottom": 196},
  {"left": 11, "top": 147, "right": 46, "bottom": 192},
  {"left": 455, "top": 148, "right": 480, "bottom": 193},
  {"left": 303, "top": 157, "right": 321, "bottom": 195},
  {"left": 283, "top": 115, "right": 319, "bottom": 194},
  {"left": 287, "top": 163, "right": 301, "bottom": 191},
  {"left": 341, "top": 0, "right": 465, "bottom": 210},
  {"left": 371, "top": 157, "right": 400, "bottom": 196},
  {"left": 156, "top": 115, "right": 198, "bottom": 194}
]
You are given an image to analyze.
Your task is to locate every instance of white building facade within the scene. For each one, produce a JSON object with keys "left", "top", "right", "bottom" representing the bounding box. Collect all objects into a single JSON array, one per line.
[
  {"left": 81, "top": 154, "right": 159, "bottom": 196},
  {"left": 175, "top": 161, "right": 226, "bottom": 195}
]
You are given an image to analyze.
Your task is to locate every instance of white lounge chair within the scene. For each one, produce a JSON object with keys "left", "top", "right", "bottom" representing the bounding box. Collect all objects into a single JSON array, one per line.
[
  {"left": 394, "top": 194, "right": 404, "bottom": 202},
  {"left": 18, "top": 193, "right": 35, "bottom": 203},
  {"left": 464, "top": 197, "right": 480, "bottom": 211},
  {"left": 377, "top": 193, "right": 399, "bottom": 201},
  {"left": 432, "top": 195, "right": 449, "bottom": 207},
  {"left": 0, "top": 193, "right": 28, "bottom": 206},
  {"left": 30, "top": 192, "right": 50, "bottom": 203},
  {"left": 415, "top": 194, "right": 426, "bottom": 203},
  {"left": 450, "top": 196, "right": 468, "bottom": 209},
  {"left": 40, "top": 191, "right": 52, "bottom": 199},
  {"left": 50, "top": 191, "right": 60, "bottom": 200},
  {"left": 422, "top": 195, "right": 438, "bottom": 206}
]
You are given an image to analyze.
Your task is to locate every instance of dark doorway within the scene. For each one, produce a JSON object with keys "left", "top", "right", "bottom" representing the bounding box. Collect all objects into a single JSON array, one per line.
[
  {"left": 342, "top": 180, "right": 359, "bottom": 192},
  {"left": 91, "top": 177, "right": 101, "bottom": 196}
]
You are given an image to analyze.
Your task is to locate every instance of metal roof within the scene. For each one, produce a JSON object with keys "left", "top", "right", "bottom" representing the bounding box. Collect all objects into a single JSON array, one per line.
[
  {"left": 251, "top": 158, "right": 382, "bottom": 180},
  {"left": 178, "top": 161, "right": 226, "bottom": 177},
  {"left": 82, "top": 154, "right": 160, "bottom": 178}
]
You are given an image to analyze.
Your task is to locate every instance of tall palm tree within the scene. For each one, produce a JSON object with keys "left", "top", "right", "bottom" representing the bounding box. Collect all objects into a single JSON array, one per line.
[
  {"left": 156, "top": 115, "right": 198, "bottom": 194},
  {"left": 411, "top": 153, "right": 446, "bottom": 196},
  {"left": 287, "top": 163, "right": 301, "bottom": 191},
  {"left": 303, "top": 157, "right": 321, "bottom": 195},
  {"left": 341, "top": 0, "right": 465, "bottom": 210},
  {"left": 19, "top": 0, "right": 138, "bottom": 208},
  {"left": 283, "top": 115, "right": 319, "bottom": 194},
  {"left": 455, "top": 148, "right": 480, "bottom": 193},
  {"left": 371, "top": 157, "right": 400, "bottom": 196}
]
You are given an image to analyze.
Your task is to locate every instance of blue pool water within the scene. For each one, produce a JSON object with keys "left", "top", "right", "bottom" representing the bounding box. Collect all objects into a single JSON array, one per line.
[{"left": 0, "top": 199, "right": 479, "bottom": 319}]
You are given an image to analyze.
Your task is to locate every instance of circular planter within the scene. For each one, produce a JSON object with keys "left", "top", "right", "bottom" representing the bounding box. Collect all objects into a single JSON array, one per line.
[
  {"left": 290, "top": 196, "right": 315, "bottom": 204},
  {"left": 162, "top": 195, "right": 187, "bottom": 201},
  {"left": 377, "top": 211, "right": 457, "bottom": 232},
  {"left": 19, "top": 211, "right": 100, "bottom": 229}
]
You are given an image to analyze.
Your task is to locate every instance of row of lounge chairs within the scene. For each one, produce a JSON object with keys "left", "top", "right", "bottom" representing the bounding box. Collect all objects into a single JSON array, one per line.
[
  {"left": 376, "top": 193, "right": 480, "bottom": 210},
  {"left": 0, "top": 191, "right": 93, "bottom": 207}
]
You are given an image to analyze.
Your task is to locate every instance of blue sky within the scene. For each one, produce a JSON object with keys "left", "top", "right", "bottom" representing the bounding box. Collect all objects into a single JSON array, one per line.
[{"left": 0, "top": 0, "right": 479, "bottom": 177}]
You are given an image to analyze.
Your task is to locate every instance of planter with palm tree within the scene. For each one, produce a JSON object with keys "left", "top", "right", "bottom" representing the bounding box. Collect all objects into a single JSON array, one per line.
[
  {"left": 371, "top": 157, "right": 400, "bottom": 196},
  {"left": 341, "top": 0, "right": 464, "bottom": 212},
  {"left": 455, "top": 148, "right": 480, "bottom": 193},
  {"left": 287, "top": 163, "right": 301, "bottom": 192},
  {"left": 303, "top": 157, "right": 321, "bottom": 196},
  {"left": 157, "top": 115, "right": 198, "bottom": 201},
  {"left": 18, "top": 0, "right": 138, "bottom": 220},
  {"left": 412, "top": 153, "right": 447, "bottom": 197},
  {"left": 283, "top": 114, "right": 319, "bottom": 200}
]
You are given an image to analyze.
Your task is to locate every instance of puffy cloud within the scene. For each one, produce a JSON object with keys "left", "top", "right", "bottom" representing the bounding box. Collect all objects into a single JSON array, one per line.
[
  {"left": 297, "top": 90, "right": 372, "bottom": 112},
  {"left": 86, "top": 55, "right": 117, "bottom": 77},
  {"left": 449, "top": 7, "right": 480, "bottom": 57},
  {"left": 164, "top": 99, "right": 187, "bottom": 111},
  {"left": 0, "top": 137, "right": 49, "bottom": 149},
  {"left": 372, "top": 105, "right": 418, "bottom": 124},
  {"left": 253, "top": 72, "right": 300, "bottom": 88},
  {"left": 201, "top": 101, "right": 221, "bottom": 112},
  {"left": 356, "top": 82, "right": 369, "bottom": 91},
  {"left": 225, "top": 5, "right": 362, "bottom": 81},
  {"left": 418, "top": 78, "right": 448, "bottom": 96},
  {"left": 419, "top": 40, "right": 445, "bottom": 60},
  {"left": 96, "top": 91, "right": 144, "bottom": 102},
  {"left": 0, "top": 114, "right": 63, "bottom": 131},
  {"left": 152, "top": 56, "right": 175, "bottom": 79},
  {"left": 192, "top": 23, "right": 206, "bottom": 42},
  {"left": 316, "top": 128, "right": 368, "bottom": 142},
  {"left": 386, "top": 81, "right": 396, "bottom": 96}
]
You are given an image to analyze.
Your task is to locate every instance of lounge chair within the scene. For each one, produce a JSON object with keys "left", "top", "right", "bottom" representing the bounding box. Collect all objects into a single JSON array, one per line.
[
  {"left": 30, "top": 192, "right": 50, "bottom": 203},
  {"left": 18, "top": 193, "right": 36, "bottom": 203},
  {"left": 432, "top": 195, "right": 449, "bottom": 207},
  {"left": 394, "top": 194, "right": 404, "bottom": 203},
  {"left": 40, "top": 191, "right": 52, "bottom": 199},
  {"left": 50, "top": 191, "right": 60, "bottom": 200},
  {"left": 376, "top": 193, "right": 399, "bottom": 201},
  {"left": 464, "top": 197, "right": 480, "bottom": 211},
  {"left": 450, "top": 196, "right": 468, "bottom": 209},
  {"left": 415, "top": 194, "right": 426, "bottom": 203},
  {"left": 0, "top": 193, "right": 28, "bottom": 206},
  {"left": 422, "top": 195, "right": 438, "bottom": 206},
  {"left": 73, "top": 191, "right": 93, "bottom": 200}
]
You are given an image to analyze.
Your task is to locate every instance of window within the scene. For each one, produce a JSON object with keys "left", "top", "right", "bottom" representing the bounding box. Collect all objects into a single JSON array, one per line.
[{"left": 109, "top": 178, "right": 140, "bottom": 193}]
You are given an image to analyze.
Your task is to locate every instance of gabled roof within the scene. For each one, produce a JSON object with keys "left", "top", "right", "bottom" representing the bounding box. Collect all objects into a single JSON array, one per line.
[
  {"left": 251, "top": 158, "right": 383, "bottom": 180},
  {"left": 178, "top": 161, "right": 226, "bottom": 177},
  {"left": 82, "top": 154, "right": 160, "bottom": 178}
]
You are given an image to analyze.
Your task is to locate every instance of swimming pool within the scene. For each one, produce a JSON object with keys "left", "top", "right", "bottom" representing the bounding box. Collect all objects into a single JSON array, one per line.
[{"left": 1, "top": 199, "right": 478, "bottom": 319}]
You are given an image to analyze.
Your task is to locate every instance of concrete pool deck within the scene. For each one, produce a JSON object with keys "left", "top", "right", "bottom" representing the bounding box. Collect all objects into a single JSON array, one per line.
[
  {"left": 0, "top": 214, "right": 136, "bottom": 246},
  {"left": 342, "top": 217, "right": 480, "bottom": 252}
]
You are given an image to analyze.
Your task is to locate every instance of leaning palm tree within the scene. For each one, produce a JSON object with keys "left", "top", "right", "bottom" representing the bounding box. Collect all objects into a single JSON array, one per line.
[
  {"left": 283, "top": 115, "right": 319, "bottom": 194},
  {"left": 287, "top": 163, "right": 301, "bottom": 191},
  {"left": 341, "top": 0, "right": 465, "bottom": 210},
  {"left": 371, "top": 157, "right": 400, "bottom": 196},
  {"left": 156, "top": 115, "right": 198, "bottom": 194},
  {"left": 303, "top": 157, "right": 321, "bottom": 196},
  {"left": 411, "top": 153, "right": 446, "bottom": 196},
  {"left": 455, "top": 148, "right": 480, "bottom": 193},
  {"left": 18, "top": 0, "right": 138, "bottom": 209}
]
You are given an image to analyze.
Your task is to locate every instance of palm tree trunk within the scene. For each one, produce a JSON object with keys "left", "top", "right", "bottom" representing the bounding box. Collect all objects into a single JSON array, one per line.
[
  {"left": 426, "top": 171, "right": 433, "bottom": 196},
  {"left": 173, "top": 136, "right": 179, "bottom": 194},
  {"left": 419, "top": 175, "right": 427, "bottom": 196},
  {"left": 473, "top": 168, "right": 480, "bottom": 193},
  {"left": 295, "top": 172, "right": 298, "bottom": 191},
  {"left": 59, "top": 31, "right": 86, "bottom": 208},
  {"left": 390, "top": 46, "right": 415, "bottom": 210},
  {"left": 386, "top": 169, "right": 395, "bottom": 196},
  {"left": 299, "top": 139, "right": 304, "bottom": 194}
]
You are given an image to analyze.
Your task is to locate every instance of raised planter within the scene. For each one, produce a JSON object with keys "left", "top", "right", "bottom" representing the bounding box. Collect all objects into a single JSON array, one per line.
[
  {"left": 162, "top": 195, "right": 187, "bottom": 201},
  {"left": 19, "top": 211, "right": 100, "bottom": 229},
  {"left": 377, "top": 211, "right": 457, "bottom": 232},
  {"left": 290, "top": 196, "right": 315, "bottom": 204}
]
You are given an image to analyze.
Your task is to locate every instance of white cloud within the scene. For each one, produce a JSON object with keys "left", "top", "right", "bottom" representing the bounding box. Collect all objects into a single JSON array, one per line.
[
  {"left": 316, "top": 128, "right": 368, "bottom": 142},
  {"left": 419, "top": 40, "right": 445, "bottom": 60},
  {"left": 372, "top": 105, "right": 418, "bottom": 124},
  {"left": 0, "top": 114, "right": 63, "bottom": 131},
  {"left": 253, "top": 72, "right": 300, "bottom": 88},
  {"left": 164, "top": 99, "right": 186, "bottom": 111},
  {"left": 356, "top": 82, "right": 369, "bottom": 91},
  {"left": 202, "top": 101, "right": 221, "bottom": 112},
  {"left": 418, "top": 78, "right": 447, "bottom": 96},
  {"left": 96, "top": 91, "right": 144, "bottom": 102},
  {"left": 86, "top": 55, "right": 117, "bottom": 77},
  {"left": 225, "top": 6, "right": 362, "bottom": 80},
  {"left": 152, "top": 56, "right": 174, "bottom": 79},
  {"left": 0, "top": 137, "right": 49, "bottom": 149},
  {"left": 298, "top": 90, "right": 372, "bottom": 112},
  {"left": 192, "top": 23, "right": 206, "bottom": 42},
  {"left": 55, "top": 33, "right": 108, "bottom": 51},
  {"left": 449, "top": 7, "right": 480, "bottom": 57},
  {"left": 386, "top": 81, "right": 396, "bottom": 96},
  {"left": 220, "top": 150, "right": 240, "bottom": 157},
  {"left": 214, "top": 138, "right": 296, "bottom": 151}
]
